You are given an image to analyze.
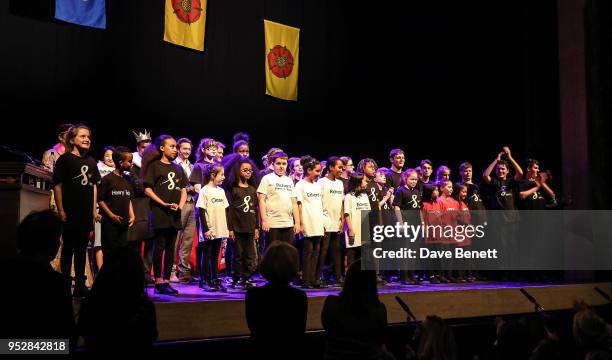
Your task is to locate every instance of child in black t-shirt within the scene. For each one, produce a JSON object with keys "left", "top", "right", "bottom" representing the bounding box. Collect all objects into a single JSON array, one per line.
[
  {"left": 97, "top": 146, "right": 135, "bottom": 261},
  {"left": 358, "top": 158, "right": 382, "bottom": 211},
  {"left": 458, "top": 161, "right": 486, "bottom": 281},
  {"left": 518, "top": 159, "right": 555, "bottom": 210},
  {"left": 385, "top": 149, "right": 405, "bottom": 190},
  {"left": 339, "top": 156, "right": 354, "bottom": 195},
  {"left": 190, "top": 138, "right": 218, "bottom": 193},
  {"left": 225, "top": 156, "right": 260, "bottom": 289},
  {"left": 374, "top": 167, "right": 394, "bottom": 211},
  {"left": 482, "top": 147, "right": 523, "bottom": 280},
  {"left": 483, "top": 147, "right": 523, "bottom": 215},
  {"left": 142, "top": 135, "right": 188, "bottom": 295},
  {"left": 458, "top": 162, "right": 486, "bottom": 211},
  {"left": 393, "top": 168, "right": 423, "bottom": 285},
  {"left": 358, "top": 158, "right": 386, "bottom": 283},
  {"left": 52, "top": 124, "right": 101, "bottom": 297},
  {"left": 418, "top": 159, "right": 435, "bottom": 190}
]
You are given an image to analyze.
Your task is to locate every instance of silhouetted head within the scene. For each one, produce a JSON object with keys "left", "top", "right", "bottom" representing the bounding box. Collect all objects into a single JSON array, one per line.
[{"left": 17, "top": 210, "right": 62, "bottom": 262}]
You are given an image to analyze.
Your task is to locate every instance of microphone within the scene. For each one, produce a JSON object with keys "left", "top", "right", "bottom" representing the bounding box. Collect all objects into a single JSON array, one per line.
[
  {"left": 395, "top": 296, "right": 417, "bottom": 322},
  {"left": 520, "top": 288, "right": 544, "bottom": 312},
  {"left": 595, "top": 287, "right": 612, "bottom": 305}
]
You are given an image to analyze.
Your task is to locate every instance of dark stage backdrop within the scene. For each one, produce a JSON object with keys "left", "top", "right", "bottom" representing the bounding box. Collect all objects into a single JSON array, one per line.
[
  {"left": 0, "top": 1, "right": 561, "bottom": 192},
  {"left": 585, "top": 0, "right": 612, "bottom": 209}
]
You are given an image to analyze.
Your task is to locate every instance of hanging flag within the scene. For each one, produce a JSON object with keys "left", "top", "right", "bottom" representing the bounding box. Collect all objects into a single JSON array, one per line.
[
  {"left": 264, "top": 20, "right": 300, "bottom": 101},
  {"left": 55, "top": 0, "right": 106, "bottom": 29},
  {"left": 164, "top": 0, "right": 207, "bottom": 51}
]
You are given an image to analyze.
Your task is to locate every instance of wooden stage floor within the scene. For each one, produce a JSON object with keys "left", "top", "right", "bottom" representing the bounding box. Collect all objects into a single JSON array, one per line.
[{"left": 142, "top": 280, "right": 612, "bottom": 341}]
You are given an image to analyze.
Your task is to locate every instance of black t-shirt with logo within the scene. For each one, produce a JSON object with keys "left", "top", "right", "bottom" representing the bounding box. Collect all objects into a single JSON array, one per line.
[
  {"left": 365, "top": 179, "right": 383, "bottom": 210},
  {"left": 98, "top": 172, "right": 134, "bottom": 226},
  {"left": 393, "top": 186, "right": 422, "bottom": 210},
  {"left": 380, "top": 184, "right": 393, "bottom": 210},
  {"left": 393, "top": 186, "right": 422, "bottom": 225},
  {"left": 226, "top": 185, "right": 259, "bottom": 233},
  {"left": 461, "top": 182, "right": 487, "bottom": 225},
  {"left": 52, "top": 152, "right": 101, "bottom": 230},
  {"left": 144, "top": 161, "right": 189, "bottom": 230},
  {"left": 463, "top": 182, "right": 486, "bottom": 211},
  {"left": 488, "top": 178, "right": 518, "bottom": 210},
  {"left": 488, "top": 177, "right": 519, "bottom": 222},
  {"left": 519, "top": 179, "right": 547, "bottom": 210},
  {"left": 385, "top": 169, "right": 403, "bottom": 190}
]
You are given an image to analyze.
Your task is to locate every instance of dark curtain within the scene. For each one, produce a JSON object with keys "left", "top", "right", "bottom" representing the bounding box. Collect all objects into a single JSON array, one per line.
[{"left": 585, "top": 0, "right": 612, "bottom": 209}]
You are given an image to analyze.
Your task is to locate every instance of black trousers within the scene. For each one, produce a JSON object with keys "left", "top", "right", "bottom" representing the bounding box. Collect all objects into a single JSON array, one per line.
[
  {"left": 302, "top": 236, "right": 323, "bottom": 285},
  {"left": 199, "top": 238, "right": 222, "bottom": 285},
  {"left": 267, "top": 227, "right": 294, "bottom": 245},
  {"left": 61, "top": 227, "right": 90, "bottom": 282},
  {"left": 346, "top": 247, "right": 361, "bottom": 268},
  {"left": 224, "top": 238, "right": 233, "bottom": 277},
  {"left": 101, "top": 221, "right": 128, "bottom": 262},
  {"left": 256, "top": 230, "right": 266, "bottom": 269},
  {"left": 318, "top": 231, "right": 343, "bottom": 282},
  {"left": 233, "top": 232, "right": 257, "bottom": 280},
  {"left": 153, "top": 228, "right": 178, "bottom": 280}
]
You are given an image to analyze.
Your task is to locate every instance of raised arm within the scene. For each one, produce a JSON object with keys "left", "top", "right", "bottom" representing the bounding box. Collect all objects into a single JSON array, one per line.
[
  {"left": 503, "top": 147, "right": 523, "bottom": 182},
  {"left": 483, "top": 152, "right": 503, "bottom": 184}
]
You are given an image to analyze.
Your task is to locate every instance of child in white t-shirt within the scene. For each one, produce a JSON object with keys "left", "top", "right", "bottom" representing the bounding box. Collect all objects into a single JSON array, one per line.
[
  {"left": 344, "top": 172, "right": 371, "bottom": 267},
  {"left": 317, "top": 156, "right": 345, "bottom": 286},
  {"left": 196, "top": 163, "right": 229, "bottom": 292},
  {"left": 257, "top": 152, "right": 300, "bottom": 248},
  {"left": 295, "top": 156, "right": 325, "bottom": 288}
]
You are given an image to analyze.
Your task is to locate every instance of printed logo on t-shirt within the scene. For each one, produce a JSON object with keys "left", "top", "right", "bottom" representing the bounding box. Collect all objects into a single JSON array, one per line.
[
  {"left": 356, "top": 202, "right": 370, "bottom": 209},
  {"left": 161, "top": 172, "right": 180, "bottom": 190},
  {"left": 72, "top": 165, "right": 91, "bottom": 186},
  {"left": 499, "top": 185, "right": 507, "bottom": 197},
  {"left": 470, "top": 193, "right": 481, "bottom": 202},
  {"left": 275, "top": 183, "right": 293, "bottom": 192},
  {"left": 408, "top": 194, "right": 419, "bottom": 208},
  {"left": 111, "top": 190, "right": 131, "bottom": 196},
  {"left": 239, "top": 195, "right": 253, "bottom": 213},
  {"left": 211, "top": 198, "right": 225, "bottom": 204},
  {"left": 329, "top": 189, "right": 343, "bottom": 195},
  {"left": 370, "top": 187, "right": 377, "bottom": 201},
  {"left": 306, "top": 192, "right": 321, "bottom": 198}
]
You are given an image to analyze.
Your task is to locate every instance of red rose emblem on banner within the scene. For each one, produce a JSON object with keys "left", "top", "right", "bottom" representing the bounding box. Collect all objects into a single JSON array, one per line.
[
  {"left": 171, "top": 0, "right": 203, "bottom": 24},
  {"left": 268, "top": 45, "right": 294, "bottom": 79}
]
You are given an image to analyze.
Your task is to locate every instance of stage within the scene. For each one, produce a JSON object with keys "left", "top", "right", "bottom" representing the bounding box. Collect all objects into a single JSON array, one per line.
[{"left": 141, "top": 280, "right": 612, "bottom": 342}]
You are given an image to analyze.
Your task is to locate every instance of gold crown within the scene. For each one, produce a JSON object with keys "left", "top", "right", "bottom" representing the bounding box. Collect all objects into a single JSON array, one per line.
[{"left": 132, "top": 130, "right": 152, "bottom": 143}]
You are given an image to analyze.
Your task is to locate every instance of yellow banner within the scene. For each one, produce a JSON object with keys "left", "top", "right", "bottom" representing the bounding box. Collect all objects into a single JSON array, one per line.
[
  {"left": 164, "top": 0, "right": 207, "bottom": 51},
  {"left": 264, "top": 20, "right": 300, "bottom": 101}
]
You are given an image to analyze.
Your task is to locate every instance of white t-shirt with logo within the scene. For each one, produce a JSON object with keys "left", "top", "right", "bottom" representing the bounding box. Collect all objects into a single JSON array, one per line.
[
  {"left": 196, "top": 184, "right": 229, "bottom": 240},
  {"left": 343, "top": 192, "right": 371, "bottom": 248},
  {"left": 257, "top": 173, "right": 296, "bottom": 228},
  {"left": 295, "top": 179, "right": 326, "bottom": 237},
  {"left": 317, "top": 176, "right": 344, "bottom": 232}
]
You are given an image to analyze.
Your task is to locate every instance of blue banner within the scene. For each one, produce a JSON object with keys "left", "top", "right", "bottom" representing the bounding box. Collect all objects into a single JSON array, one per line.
[{"left": 55, "top": 0, "right": 106, "bottom": 29}]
